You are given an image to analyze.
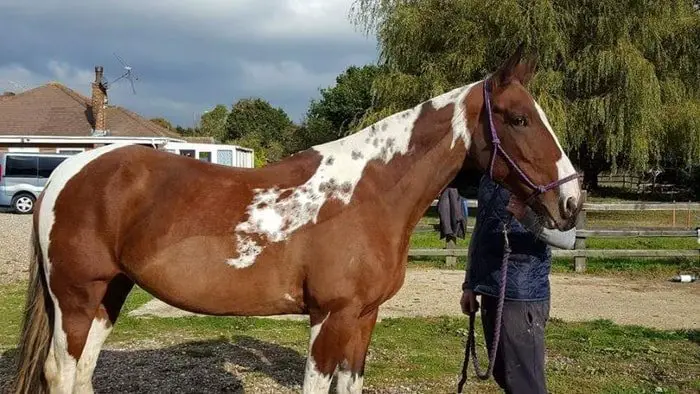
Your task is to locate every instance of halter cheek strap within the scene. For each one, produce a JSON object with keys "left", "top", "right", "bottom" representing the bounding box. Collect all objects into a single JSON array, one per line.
[{"left": 483, "top": 79, "right": 582, "bottom": 202}]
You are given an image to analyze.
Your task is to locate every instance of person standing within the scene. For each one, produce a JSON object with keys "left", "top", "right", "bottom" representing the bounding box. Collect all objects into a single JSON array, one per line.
[{"left": 460, "top": 176, "right": 576, "bottom": 393}]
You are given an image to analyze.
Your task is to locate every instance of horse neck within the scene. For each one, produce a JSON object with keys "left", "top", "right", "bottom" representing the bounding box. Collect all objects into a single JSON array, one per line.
[{"left": 308, "top": 82, "right": 480, "bottom": 235}]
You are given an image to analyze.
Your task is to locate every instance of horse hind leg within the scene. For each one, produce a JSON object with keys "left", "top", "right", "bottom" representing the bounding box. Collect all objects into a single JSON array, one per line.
[
  {"left": 44, "top": 273, "right": 133, "bottom": 394},
  {"left": 73, "top": 275, "right": 134, "bottom": 393},
  {"left": 303, "top": 308, "right": 379, "bottom": 394}
]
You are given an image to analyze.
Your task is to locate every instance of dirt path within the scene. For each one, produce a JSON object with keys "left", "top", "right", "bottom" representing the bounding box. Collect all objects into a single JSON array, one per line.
[{"left": 131, "top": 268, "right": 700, "bottom": 330}]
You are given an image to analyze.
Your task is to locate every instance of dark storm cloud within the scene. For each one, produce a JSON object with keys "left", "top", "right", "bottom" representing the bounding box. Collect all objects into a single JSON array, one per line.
[{"left": 0, "top": 0, "right": 378, "bottom": 126}]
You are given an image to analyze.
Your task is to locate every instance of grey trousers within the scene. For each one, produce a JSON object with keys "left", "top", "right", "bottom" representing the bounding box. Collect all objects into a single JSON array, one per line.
[{"left": 480, "top": 295, "right": 550, "bottom": 394}]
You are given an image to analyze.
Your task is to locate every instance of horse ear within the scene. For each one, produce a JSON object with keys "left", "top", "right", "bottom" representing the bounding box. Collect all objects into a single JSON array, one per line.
[
  {"left": 492, "top": 42, "right": 537, "bottom": 87},
  {"left": 492, "top": 42, "right": 525, "bottom": 88},
  {"left": 513, "top": 52, "right": 538, "bottom": 86}
]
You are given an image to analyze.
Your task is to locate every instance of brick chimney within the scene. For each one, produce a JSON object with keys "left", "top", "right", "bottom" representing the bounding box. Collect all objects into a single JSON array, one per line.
[{"left": 91, "top": 66, "right": 108, "bottom": 134}]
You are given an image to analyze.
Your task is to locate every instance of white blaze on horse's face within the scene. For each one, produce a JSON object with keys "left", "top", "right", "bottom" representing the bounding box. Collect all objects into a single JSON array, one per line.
[
  {"left": 533, "top": 101, "right": 581, "bottom": 216},
  {"left": 227, "top": 85, "right": 475, "bottom": 269}
]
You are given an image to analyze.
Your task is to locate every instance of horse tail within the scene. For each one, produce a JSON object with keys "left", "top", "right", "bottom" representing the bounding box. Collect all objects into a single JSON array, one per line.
[{"left": 11, "top": 225, "right": 52, "bottom": 394}]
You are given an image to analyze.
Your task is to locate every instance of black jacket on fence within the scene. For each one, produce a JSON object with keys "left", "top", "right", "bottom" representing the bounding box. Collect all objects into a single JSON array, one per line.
[{"left": 437, "top": 187, "right": 467, "bottom": 240}]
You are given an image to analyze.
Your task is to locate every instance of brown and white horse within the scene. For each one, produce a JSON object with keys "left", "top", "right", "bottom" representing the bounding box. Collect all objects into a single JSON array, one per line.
[{"left": 12, "top": 44, "right": 581, "bottom": 394}]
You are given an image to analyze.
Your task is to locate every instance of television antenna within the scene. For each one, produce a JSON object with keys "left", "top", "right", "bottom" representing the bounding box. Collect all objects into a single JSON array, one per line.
[{"left": 102, "top": 53, "right": 139, "bottom": 94}]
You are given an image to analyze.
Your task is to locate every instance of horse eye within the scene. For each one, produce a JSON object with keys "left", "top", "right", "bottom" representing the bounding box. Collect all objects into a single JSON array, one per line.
[{"left": 512, "top": 116, "right": 528, "bottom": 127}]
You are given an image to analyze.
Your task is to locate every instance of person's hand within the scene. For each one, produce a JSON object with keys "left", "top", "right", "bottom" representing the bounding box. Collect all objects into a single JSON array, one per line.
[
  {"left": 506, "top": 195, "right": 528, "bottom": 220},
  {"left": 460, "top": 290, "right": 479, "bottom": 314}
]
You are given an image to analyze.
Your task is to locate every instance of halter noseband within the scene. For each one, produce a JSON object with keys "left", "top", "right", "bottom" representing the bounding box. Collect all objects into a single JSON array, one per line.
[{"left": 483, "top": 79, "right": 582, "bottom": 203}]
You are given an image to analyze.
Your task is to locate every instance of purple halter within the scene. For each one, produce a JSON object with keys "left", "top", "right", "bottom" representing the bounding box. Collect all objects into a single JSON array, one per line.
[{"left": 482, "top": 79, "right": 582, "bottom": 202}]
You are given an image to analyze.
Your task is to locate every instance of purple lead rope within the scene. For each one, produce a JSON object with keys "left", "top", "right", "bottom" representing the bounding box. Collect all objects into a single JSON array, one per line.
[{"left": 457, "top": 223, "right": 510, "bottom": 393}]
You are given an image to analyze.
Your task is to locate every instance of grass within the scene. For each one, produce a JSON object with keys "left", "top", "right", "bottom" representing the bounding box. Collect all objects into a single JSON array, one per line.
[
  {"left": 411, "top": 233, "right": 698, "bottom": 251},
  {"left": 0, "top": 283, "right": 698, "bottom": 393},
  {"left": 407, "top": 256, "right": 700, "bottom": 280},
  {"left": 587, "top": 210, "right": 700, "bottom": 229}
]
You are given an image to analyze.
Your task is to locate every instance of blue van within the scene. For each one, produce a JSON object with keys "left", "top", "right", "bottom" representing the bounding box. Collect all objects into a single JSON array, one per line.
[{"left": 0, "top": 152, "right": 72, "bottom": 214}]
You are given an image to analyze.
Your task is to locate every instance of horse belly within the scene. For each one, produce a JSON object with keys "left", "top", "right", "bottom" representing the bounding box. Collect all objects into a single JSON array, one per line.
[{"left": 122, "top": 235, "right": 306, "bottom": 317}]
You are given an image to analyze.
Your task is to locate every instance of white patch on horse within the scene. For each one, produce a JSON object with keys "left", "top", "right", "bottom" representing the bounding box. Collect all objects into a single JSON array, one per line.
[
  {"left": 74, "top": 317, "right": 112, "bottom": 393},
  {"left": 304, "top": 313, "right": 332, "bottom": 393},
  {"left": 44, "top": 329, "right": 77, "bottom": 393},
  {"left": 284, "top": 293, "right": 295, "bottom": 302},
  {"left": 336, "top": 368, "right": 364, "bottom": 394},
  {"left": 37, "top": 143, "right": 131, "bottom": 393},
  {"left": 429, "top": 81, "right": 479, "bottom": 149},
  {"left": 533, "top": 102, "right": 581, "bottom": 204},
  {"left": 227, "top": 82, "right": 477, "bottom": 268}
]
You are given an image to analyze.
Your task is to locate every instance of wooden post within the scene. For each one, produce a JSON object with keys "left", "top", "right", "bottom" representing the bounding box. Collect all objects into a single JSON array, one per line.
[
  {"left": 574, "top": 190, "right": 588, "bottom": 273},
  {"left": 687, "top": 202, "right": 691, "bottom": 229},
  {"left": 445, "top": 237, "right": 457, "bottom": 267},
  {"left": 673, "top": 204, "right": 677, "bottom": 227}
]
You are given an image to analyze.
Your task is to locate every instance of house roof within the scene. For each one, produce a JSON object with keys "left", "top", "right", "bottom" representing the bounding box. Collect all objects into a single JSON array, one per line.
[{"left": 0, "top": 83, "right": 181, "bottom": 138}]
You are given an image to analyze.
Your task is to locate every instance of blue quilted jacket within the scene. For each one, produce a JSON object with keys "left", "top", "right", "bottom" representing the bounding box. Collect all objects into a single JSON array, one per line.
[{"left": 463, "top": 176, "right": 552, "bottom": 301}]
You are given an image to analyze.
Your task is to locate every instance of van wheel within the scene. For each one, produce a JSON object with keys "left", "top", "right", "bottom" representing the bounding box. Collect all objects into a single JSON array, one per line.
[{"left": 12, "top": 194, "right": 35, "bottom": 214}]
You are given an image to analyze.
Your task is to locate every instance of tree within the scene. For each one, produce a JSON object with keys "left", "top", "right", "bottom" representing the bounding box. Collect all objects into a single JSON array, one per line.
[
  {"left": 199, "top": 104, "right": 228, "bottom": 142},
  {"left": 301, "top": 65, "right": 384, "bottom": 148},
  {"left": 224, "top": 98, "right": 298, "bottom": 166},
  {"left": 350, "top": 0, "right": 700, "bottom": 187},
  {"left": 150, "top": 117, "right": 175, "bottom": 131}
]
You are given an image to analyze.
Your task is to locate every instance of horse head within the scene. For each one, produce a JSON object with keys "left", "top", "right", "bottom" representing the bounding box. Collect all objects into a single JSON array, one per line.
[{"left": 468, "top": 43, "right": 582, "bottom": 231}]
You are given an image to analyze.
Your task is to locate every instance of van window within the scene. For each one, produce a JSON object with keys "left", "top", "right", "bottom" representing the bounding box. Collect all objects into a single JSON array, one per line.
[
  {"left": 38, "top": 156, "right": 67, "bottom": 178},
  {"left": 5, "top": 155, "right": 38, "bottom": 177}
]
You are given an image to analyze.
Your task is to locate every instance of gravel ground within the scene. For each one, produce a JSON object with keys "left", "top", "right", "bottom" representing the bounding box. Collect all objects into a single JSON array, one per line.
[
  {"left": 0, "top": 211, "right": 32, "bottom": 284},
  {"left": 0, "top": 339, "right": 449, "bottom": 394}
]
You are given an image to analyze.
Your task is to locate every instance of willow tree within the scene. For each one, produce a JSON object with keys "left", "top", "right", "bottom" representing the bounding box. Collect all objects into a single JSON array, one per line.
[{"left": 350, "top": 0, "right": 700, "bottom": 187}]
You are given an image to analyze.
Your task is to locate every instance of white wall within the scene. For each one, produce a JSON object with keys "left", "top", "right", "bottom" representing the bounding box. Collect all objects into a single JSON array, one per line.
[{"left": 161, "top": 141, "right": 254, "bottom": 168}]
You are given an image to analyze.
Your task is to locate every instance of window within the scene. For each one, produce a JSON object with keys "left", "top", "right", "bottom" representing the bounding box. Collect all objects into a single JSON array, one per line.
[
  {"left": 198, "top": 151, "right": 212, "bottom": 163},
  {"left": 179, "top": 150, "right": 195, "bottom": 158},
  {"left": 217, "top": 150, "right": 233, "bottom": 166},
  {"left": 38, "top": 156, "right": 68, "bottom": 178},
  {"left": 5, "top": 155, "right": 38, "bottom": 177}
]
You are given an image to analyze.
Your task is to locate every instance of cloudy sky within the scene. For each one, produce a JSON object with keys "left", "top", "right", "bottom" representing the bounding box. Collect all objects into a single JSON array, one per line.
[{"left": 0, "top": 0, "right": 378, "bottom": 127}]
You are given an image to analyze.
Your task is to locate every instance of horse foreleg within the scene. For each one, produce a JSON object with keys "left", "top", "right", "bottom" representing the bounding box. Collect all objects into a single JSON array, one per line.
[
  {"left": 303, "top": 310, "right": 334, "bottom": 393},
  {"left": 335, "top": 309, "right": 378, "bottom": 394},
  {"left": 302, "top": 308, "right": 379, "bottom": 394}
]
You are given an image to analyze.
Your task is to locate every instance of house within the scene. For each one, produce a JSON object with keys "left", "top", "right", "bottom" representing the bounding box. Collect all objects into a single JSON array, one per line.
[{"left": 0, "top": 66, "right": 253, "bottom": 167}]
